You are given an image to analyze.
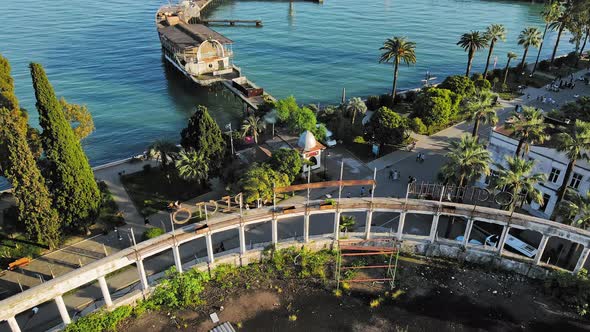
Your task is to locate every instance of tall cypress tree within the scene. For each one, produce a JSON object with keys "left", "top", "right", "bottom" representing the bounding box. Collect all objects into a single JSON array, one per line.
[
  {"left": 0, "top": 55, "right": 61, "bottom": 248},
  {"left": 30, "top": 63, "right": 100, "bottom": 232},
  {"left": 1, "top": 108, "right": 62, "bottom": 248},
  {"left": 180, "top": 105, "right": 226, "bottom": 176}
]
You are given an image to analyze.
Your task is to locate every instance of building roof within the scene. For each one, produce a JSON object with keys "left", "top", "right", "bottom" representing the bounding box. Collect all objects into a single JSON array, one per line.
[
  {"left": 158, "top": 23, "right": 233, "bottom": 50},
  {"left": 237, "top": 145, "right": 272, "bottom": 164},
  {"left": 297, "top": 131, "right": 317, "bottom": 151}
]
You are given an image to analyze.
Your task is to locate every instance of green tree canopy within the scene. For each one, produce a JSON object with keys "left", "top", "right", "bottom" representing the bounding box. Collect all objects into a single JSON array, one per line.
[
  {"left": 441, "top": 134, "right": 491, "bottom": 188},
  {"left": 240, "top": 164, "right": 289, "bottom": 204},
  {"left": 275, "top": 96, "right": 299, "bottom": 122},
  {"left": 379, "top": 36, "right": 417, "bottom": 98},
  {"left": 494, "top": 156, "right": 545, "bottom": 213},
  {"left": 268, "top": 148, "right": 303, "bottom": 183},
  {"left": 30, "top": 63, "right": 100, "bottom": 232},
  {"left": 147, "top": 139, "right": 180, "bottom": 170},
  {"left": 366, "top": 106, "right": 408, "bottom": 149},
  {"left": 175, "top": 149, "right": 209, "bottom": 184},
  {"left": 457, "top": 31, "right": 488, "bottom": 77},
  {"left": 504, "top": 106, "right": 549, "bottom": 157},
  {"left": 346, "top": 97, "right": 367, "bottom": 124},
  {"left": 288, "top": 106, "right": 317, "bottom": 134},
  {"left": 241, "top": 115, "right": 266, "bottom": 144},
  {"left": 1, "top": 108, "right": 62, "bottom": 248},
  {"left": 412, "top": 88, "right": 460, "bottom": 127},
  {"left": 180, "top": 105, "right": 226, "bottom": 176},
  {"left": 440, "top": 75, "right": 475, "bottom": 99},
  {"left": 59, "top": 97, "right": 95, "bottom": 140},
  {"left": 556, "top": 188, "right": 590, "bottom": 228}
]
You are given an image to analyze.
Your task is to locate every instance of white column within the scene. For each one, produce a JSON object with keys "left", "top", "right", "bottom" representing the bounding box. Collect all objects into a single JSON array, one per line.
[
  {"left": 497, "top": 225, "right": 510, "bottom": 256},
  {"left": 303, "top": 214, "right": 310, "bottom": 243},
  {"left": 54, "top": 295, "right": 71, "bottom": 325},
  {"left": 239, "top": 225, "right": 247, "bottom": 254},
  {"left": 136, "top": 259, "right": 149, "bottom": 290},
  {"left": 206, "top": 233, "right": 215, "bottom": 263},
  {"left": 333, "top": 212, "right": 341, "bottom": 240},
  {"left": 6, "top": 317, "right": 21, "bottom": 332},
  {"left": 397, "top": 212, "right": 406, "bottom": 240},
  {"left": 364, "top": 210, "right": 373, "bottom": 240},
  {"left": 429, "top": 214, "right": 440, "bottom": 243},
  {"left": 574, "top": 247, "right": 590, "bottom": 274},
  {"left": 271, "top": 219, "right": 278, "bottom": 244},
  {"left": 97, "top": 276, "right": 112, "bottom": 307},
  {"left": 462, "top": 219, "right": 474, "bottom": 246},
  {"left": 534, "top": 235, "right": 549, "bottom": 265},
  {"left": 172, "top": 245, "right": 183, "bottom": 273}
]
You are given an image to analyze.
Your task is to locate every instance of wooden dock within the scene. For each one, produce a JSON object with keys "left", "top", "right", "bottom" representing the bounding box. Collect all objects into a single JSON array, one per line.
[
  {"left": 201, "top": 19, "right": 263, "bottom": 27},
  {"left": 222, "top": 78, "right": 276, "bottom": 111}
]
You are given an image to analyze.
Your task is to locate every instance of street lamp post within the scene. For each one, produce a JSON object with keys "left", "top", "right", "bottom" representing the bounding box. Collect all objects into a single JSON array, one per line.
[{"left": 226, "top": 123, "right": 235, "bottom": 156}]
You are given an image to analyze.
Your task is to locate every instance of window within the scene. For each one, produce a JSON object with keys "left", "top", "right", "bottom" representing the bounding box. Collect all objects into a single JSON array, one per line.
[
  {"left": 485, "top": 170, "right": 499, "bottom": 185},
  {"left": 569, "top": 173, "right": 583, "bottom": 189},
  {"left": 548, "top": 168, "right": 561, "bottom": 183},
  {"left": 540, "top": 193, "right": 551, "bottom": 213}
]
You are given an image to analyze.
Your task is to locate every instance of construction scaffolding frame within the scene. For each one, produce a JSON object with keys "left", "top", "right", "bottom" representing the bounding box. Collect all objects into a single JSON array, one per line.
[{"left": 335, "top": 239, "right": 400, "bottom": 290}]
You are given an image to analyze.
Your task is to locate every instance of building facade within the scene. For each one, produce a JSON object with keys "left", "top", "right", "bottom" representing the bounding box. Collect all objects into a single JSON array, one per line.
[{"left": 477, "top": 127, "right": 590, "bottom": 219}]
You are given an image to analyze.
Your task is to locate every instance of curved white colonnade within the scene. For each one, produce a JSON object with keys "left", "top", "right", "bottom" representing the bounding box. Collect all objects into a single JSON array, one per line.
[{"left": 1, "top": 197, "right": 590, "bottom": 332}]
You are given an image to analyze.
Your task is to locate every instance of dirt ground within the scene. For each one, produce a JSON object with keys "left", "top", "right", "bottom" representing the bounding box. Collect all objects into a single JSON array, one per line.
[{"left": 122, "top": 255, "right": 590, "bottom": 332}]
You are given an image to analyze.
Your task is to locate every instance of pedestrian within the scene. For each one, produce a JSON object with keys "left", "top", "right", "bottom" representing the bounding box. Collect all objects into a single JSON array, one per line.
[
  {"left": 389, "top": 169, "right": 394, "bottom": 180},
  {"left": 420, "top": 153, "right": 425, "bottom": 163},
  {"left": 408, "top": 176, "right": 413, "bottom": 184},
  {"left": 360, "top": 186, "right": 365, "bottom": 197},
  {"left": 416, "top": 152, "right": 421, "bottom": 162},
  {"left": 394, "top": 170, "right": 399, "bottom": 181},
  {"left": 347, "top": 192, "right": 351, "bottom": 198},
  {"left": 144, "top": 217, "right": 150, "bottom": 225},
  {"left": 369, "top": 188, "right": 373, "bottom": 196}
]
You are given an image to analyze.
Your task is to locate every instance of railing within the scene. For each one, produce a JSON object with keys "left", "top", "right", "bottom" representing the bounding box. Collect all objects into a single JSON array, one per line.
[{"left": 1, "top": 197, "right": 590, "bottom": 331}]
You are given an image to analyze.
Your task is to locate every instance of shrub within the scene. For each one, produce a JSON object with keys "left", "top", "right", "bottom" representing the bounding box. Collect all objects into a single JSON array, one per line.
[
  {"left": 288, "top": 314, "right": 298, "bottom": 321},
  {"left": 409, "top": 117, "right": 427, "bottom": 134},
  {"left": 544, "top": 268, "right": 590, "bottom": 317},
  {"left": 353, "top": 136, "right": 367, "bottom": 144},
  {"left": 411, "top": 88, "right": 459, "bottom": 127},
  {"left": 404, "top": 90, "right": 418, "bottom": 103},
  {"left": 340, "top": 215, "right": 356, "bottom": 232},
  {"left": 333, "top": 289, "right": 343, "bottom": 297},
  {"left": 151, "top": 267, "right": 210, "bottom": 308},
  {"left": 369, "top": 297, "right": 383, "bottom": 308},
  {"left": 213, "top": 264, "right": 240, "bottom": 289},
  {"left": 64, "top": 306, "right": 133, "bottom": 332},
  {"left": 474, "top": 78, "right": 491, "bottom": 91},
  {"left": 538, "top": 59, "right": 551, "bottom": 71},
  {"left": 440, "top": 75, "right": 475, "bottom": 99},
  {"left": 366, "top": 95, "right": 381, "bottom": 111},
  {"left": 142, "top": 227, "right": 165, "bottom": 241}
]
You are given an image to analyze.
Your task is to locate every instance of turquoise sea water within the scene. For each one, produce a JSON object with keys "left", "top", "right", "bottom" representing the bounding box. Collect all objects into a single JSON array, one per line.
[{"left": 0, "top": 0, "right": 574, "bottom": 169}]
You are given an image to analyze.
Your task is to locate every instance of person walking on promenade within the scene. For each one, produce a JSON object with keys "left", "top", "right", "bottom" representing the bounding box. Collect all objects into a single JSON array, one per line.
[{"left": 393, "top": 170, "right": 400, "bottom": 181}]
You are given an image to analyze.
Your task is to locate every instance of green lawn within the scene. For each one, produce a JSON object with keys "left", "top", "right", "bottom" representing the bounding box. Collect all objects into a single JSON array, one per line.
[{"left": 121, "top": 167, "right": 209, "bottom": 217}]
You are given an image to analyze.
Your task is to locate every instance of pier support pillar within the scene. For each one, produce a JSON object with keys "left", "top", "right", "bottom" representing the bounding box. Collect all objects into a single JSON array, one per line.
[
  {"left": 397, "top": 212, "right": 406, "bottom": 240},
  {"left": 6, "top": 317, "right": 21, "bottom": 332},
  {"left": 206, "top": 233, "right": 215, "bottom": 264},
  {"left": 333, "top": 212, "right": 341, "bottom": 240},
  {"left": 463, "top": 219, "right": 474, "bottom": 246},
  {"left": 574, "top": 247, "right": 590, "bottom": 274},
  {"left": 534, "top": 235, "right": 549, "bottom": 265},
  {"left": 172, "top": 244, "right": 183, "bottom": 273},
  {"left": 239, "top": 225, "right": 247, "bottom": 254},
  {"left": 303, "top": 214, "right": 310, "bottom": 243},
  {"left": 429, "top": 214, "right": 440, "bottom": 243},
  {"left": 272, "top": 219, "right": 278, "bottom": 245},
  {"left": 98, "top": 276, "right": 113, "bottom": 307},
  {"left": 497, "top": 226, "right": 510, "bottom": 256},
  {"left": 54, "top": 295, "right": 71, "bottom": 326},
  {"left": 136, "top": 259, "right": 149, "bottom": 291},
  {"left": 364, "top": 210, "right": 373, "bottom": 240}
]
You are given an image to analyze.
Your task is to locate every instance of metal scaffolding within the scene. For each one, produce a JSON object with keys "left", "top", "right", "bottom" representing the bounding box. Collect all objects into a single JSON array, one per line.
[{"left": 335, "top": 239, "right": 400, "bottom": 290}]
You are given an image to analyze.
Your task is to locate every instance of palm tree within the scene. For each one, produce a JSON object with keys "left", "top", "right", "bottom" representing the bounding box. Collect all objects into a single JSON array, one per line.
[
  {"left": 549, "top": 2, "right": 570, "bottom": 65},
  {"left": 441, "top": 135, "right": 491, "bottom": 188},
  {"left": 494, "top": 156, "right": 545, "bottom": 213},
  {"left": 175, "top": 149, "right": 209, "bottom": 184},
  {"left": 457, "top": 31, "right": 488, "bottom": 77},
  {"left": 517, "top": 27, "right": 542, "bottom": 70},
  {"left": 379, "top": 37, "right": 417, "bottom": 98},
  {"left": 503, "top": 52, "right": 518, "bottom": 85},
  {"left": 532, "top": 1, "right": 562, "bottom": 74},
  {"left": 466, "top": 91, "right": 498, "bottom": 139},
  {"left": 483, "top": 24, "right": 507, "bottom": 78},
  {"left": 346, "top": 97, "right": 367, "bottom": 124},
  {"left": 553, "top": 120, "right": 590, "bottom": 208},
  {"left": 556, "top": 189, "right": 590, "bottom": 229},
  {"left": 504, "top": 106, "right": 549, "bottom": 158},
  {"left": 241, "top": 115, "right": 266, "bottom": 144},
  {"left": 147, "top": 139, "right": 179, "bottom": 169}
]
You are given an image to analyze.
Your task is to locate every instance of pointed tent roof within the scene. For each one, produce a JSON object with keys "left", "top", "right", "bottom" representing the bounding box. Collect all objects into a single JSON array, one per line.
[{"left": 297, "top": 130, "right": 317, "bottom": 152}]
